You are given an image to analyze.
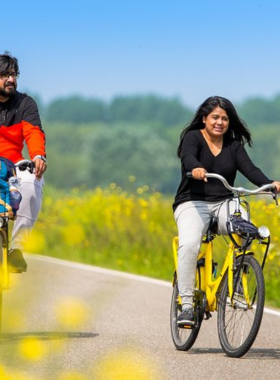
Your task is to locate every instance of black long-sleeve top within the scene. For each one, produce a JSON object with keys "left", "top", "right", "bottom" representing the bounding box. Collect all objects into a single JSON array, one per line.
[{"left": 173, "top": 130, "right": 272, "bottom": 211}]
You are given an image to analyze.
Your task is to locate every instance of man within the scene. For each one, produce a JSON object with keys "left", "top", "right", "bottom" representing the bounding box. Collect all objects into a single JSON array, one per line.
[{"left": 0, "top": 51, "right": 47, "bottom": 273}]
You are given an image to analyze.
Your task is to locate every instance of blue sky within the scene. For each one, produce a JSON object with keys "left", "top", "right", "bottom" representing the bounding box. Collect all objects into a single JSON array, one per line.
[{"left": 4, "top": 0, "right": 280, "bottom": 108}]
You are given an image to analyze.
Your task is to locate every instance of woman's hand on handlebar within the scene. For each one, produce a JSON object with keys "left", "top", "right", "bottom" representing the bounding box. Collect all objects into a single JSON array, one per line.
[
  {"left": 272, "top": 181, "right": 280, "bottom": 193},
  {"left": 192, "top": 168, "right": 208, "bottom": 182}
]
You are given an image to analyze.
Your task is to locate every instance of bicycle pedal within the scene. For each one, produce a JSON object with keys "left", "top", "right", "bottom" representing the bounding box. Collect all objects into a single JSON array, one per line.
[{"left": 204, "top": 311, "right": 212, "bottom": 320}]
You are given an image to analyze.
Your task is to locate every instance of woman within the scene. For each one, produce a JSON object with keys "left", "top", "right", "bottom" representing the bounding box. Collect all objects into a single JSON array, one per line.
[{"left": 173, "top": 96, "right": 280, "bottom": 326}]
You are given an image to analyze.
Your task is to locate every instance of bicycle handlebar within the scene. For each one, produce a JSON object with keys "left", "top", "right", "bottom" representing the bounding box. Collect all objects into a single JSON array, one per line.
[
  {"left": 15, "top": 159, "right": 32, "bottom": 166},
  {"left": 186, "top": 172, "right": 276, "bottom": 195},
  {"left": 15, "top": 159, "right": 35, "bottom": 173}
]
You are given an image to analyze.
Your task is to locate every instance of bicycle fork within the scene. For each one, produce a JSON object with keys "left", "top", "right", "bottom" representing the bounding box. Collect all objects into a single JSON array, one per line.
[{"left": 228, "top": 248, "right": 253, "bottom": 310}]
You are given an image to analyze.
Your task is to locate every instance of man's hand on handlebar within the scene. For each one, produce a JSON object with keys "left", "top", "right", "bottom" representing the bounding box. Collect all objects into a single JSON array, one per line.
[
  {"left": 192, "top": 168, "right": 208, "bottom": 182},
  {"left": 32, "top": 157, "right": 47, "bottom": 180}
]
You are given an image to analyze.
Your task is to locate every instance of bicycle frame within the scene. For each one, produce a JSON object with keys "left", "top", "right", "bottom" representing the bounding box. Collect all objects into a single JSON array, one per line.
[
  {"left": 173, "top": 234, "right": 240, "bottom": 311},
  {"left": 196, "top": 235, "right": 242, "bottom": 311}
]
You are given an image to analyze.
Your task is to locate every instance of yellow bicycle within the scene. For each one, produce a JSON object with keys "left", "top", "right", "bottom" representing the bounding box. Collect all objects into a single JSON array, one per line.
[
  {"left": 170, "top": 173, "right": 277, "bottom": 358},
  {"left": 0, "top": 159, "right": 34, "bottom": 333}
]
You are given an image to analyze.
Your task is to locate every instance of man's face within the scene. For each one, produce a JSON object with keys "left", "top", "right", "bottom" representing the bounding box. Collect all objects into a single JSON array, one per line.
[{"left": 0, "top": 71, "right": 18, "bottom": 99}]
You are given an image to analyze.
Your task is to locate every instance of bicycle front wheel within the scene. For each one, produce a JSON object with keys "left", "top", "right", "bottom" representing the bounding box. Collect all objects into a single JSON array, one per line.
[
  {"left": 170, "top": 278, "right": 202, "bottom": 351},
  {"left": 217, "top": 255, "right": 265, "bottom": 358}
]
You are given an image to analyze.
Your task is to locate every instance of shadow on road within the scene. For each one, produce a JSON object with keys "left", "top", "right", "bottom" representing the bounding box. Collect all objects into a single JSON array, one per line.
[
  {"left": 0, "top": 331, "right": 99, "bottom": 344},
  {"left": 187, "top": 347, "right": 224, "bottom": 354},
  {"left": 184, "top": 347, "right": 280, "bottom": 360},
  {"left": 243, "top": 348, "right": 280, "bottom": 360}
]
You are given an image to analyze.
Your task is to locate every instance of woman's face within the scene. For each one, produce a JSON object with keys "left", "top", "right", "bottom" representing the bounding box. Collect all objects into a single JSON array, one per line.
[{"left": 202, "top": 106, "right": 229, "bottom": 138}]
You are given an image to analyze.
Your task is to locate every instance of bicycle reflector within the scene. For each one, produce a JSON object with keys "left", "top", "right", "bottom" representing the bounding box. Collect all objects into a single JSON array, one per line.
[{"left": 258, "top": 225, "right": 270, "bottom": 239}]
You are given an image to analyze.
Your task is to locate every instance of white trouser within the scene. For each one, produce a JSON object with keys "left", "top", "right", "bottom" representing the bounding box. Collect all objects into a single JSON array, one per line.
[
  {"left": 10, "top": 166, "right": 44, "bottom": 251},
  {"left": 174, "top": 199, "right": 247, "bottom": 310}
]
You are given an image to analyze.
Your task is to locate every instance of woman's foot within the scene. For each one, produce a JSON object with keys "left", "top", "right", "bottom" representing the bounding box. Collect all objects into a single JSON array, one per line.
[{"left": 177, "top": 307, "right": 194, "bottom": 327}]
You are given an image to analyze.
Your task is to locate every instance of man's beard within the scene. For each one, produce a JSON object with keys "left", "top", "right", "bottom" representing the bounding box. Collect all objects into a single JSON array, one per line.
[{"left": 0, "top": 84, "right": 16, "bottom": 99}]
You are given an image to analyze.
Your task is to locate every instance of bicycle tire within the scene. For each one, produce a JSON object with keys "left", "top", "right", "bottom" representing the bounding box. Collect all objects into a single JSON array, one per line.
[
  {"left": 170, "top": 273, "right": 203, "bottom": 351},
  {"left": 217, "top": 255, "right": 265, "bottom": 358}
]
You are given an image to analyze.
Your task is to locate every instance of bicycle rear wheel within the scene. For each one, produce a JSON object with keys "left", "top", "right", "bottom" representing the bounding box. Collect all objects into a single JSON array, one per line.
[
  {"left": 217, "top": 255, "right": 265, "bottom": 358},
  {"left": 170, "top": 273, "right": 204, "bottom": 351},
  {"left": 0, "top": 233, "right": 4, "bottom": 334}
]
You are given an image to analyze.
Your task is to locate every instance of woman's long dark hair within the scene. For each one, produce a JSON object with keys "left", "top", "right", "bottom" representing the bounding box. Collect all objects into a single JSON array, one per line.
[{"left": 177, "top": 96, "right": 252, "bottom": 158}]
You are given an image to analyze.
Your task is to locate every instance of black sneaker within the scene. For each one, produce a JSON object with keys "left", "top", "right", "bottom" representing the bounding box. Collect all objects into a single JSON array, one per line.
[
  {"left": 177, "top": 308, "right": 195, "bottom": 327},
  {"left": 8, "top": 249, "right": 27, "bottom": 273}
]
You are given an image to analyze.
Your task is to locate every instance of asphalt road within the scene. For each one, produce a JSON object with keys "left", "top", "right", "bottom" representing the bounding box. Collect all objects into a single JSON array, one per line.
[{"left": 0, "top": 254, "right": 279, "bottom": 380}]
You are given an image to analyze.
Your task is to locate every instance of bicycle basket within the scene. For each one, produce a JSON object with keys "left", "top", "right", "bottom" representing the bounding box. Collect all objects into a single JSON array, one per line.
[{"left": 228, "top": 214, "right": 259, "bottom": 238}]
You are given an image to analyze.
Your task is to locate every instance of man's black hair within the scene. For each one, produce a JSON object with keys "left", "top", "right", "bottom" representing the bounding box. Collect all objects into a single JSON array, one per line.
[{"left": 0, "top": 51, "right": 19, "bottom": 75}]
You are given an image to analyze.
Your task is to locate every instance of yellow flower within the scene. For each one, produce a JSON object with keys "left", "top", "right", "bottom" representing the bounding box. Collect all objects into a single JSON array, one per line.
[
  {"left": 93, "top": 348, "right": 162, "bottom": 380},
  {"left": 128, "top": 175, "right": 136, "bottom": 182},
  {"left": 19, "top": 337, "right": 46, "bottom": 361},
  {"left": 62, "top": 224, "right": 85, "bottom": 246},
  {"left": 24, "top": 230, "right": 46, "bottom": 253}
]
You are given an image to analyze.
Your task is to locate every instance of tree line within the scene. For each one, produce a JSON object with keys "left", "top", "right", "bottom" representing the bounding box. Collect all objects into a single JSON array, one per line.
[
  {"left": 38, "top": 94, "right": 193, "bottom": 127},
  {"left": 38, "top": 93, "right": 280, "bottom": 193},
  {"left": 37, "top": 93, "right": 280, "bottom": 127}
]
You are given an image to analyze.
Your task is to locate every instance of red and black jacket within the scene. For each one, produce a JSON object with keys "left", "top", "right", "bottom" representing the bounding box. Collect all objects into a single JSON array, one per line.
[{"left": 0, "top": 91, "right": 46, "bottom": 163}]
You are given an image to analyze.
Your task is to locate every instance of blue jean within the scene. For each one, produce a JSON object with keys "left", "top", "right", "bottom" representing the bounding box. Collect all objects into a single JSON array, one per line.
[{"left": 174, "top": 199, "right": 247, "bottom": 310}]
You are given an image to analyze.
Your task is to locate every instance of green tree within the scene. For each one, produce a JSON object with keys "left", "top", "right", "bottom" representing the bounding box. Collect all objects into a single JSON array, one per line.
[
  {"left": 238, "top": 95, "right": 280, "bottom": 126},
  {"left": 109, "top": 94, "right": 192, "bottom": 127},
  {"left": 81, "top": 125, "right": 180, "bottom": 193},
  {"left": 43, "top": 122, "right": 98, "bottom": 188},
  {"left": 45, "top": 96, "right": 107, "bottom": 123}
]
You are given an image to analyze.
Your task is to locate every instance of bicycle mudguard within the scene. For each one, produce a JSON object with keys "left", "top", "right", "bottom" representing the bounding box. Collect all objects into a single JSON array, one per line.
[{"left": 172, "top": 271, "right": 177, "bottom": 287}]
